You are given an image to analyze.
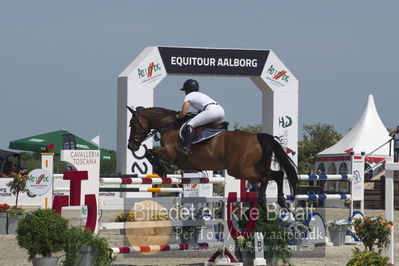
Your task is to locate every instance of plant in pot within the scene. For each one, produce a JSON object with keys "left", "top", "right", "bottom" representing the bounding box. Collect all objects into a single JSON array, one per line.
[
  {"left": 114, "top": 211, "right": 135, "bottom": 234},
  {"left": 327, "top": 219, "right": 351, "bottom": 246},
  {"left": 114, "top": 211, "right": 136, "bottom": 222},
  {"left": 6, "top": 172, "right": 28, "bottom": 234},
  {"left": 346, "top": 215, "right": 393, "bottom": 265},
  {"left": 346, "top": 248, "right": 392, "bottom": 266},
  {"left": 235, "top": 235, "right": 255, "bottom": 266},
  {"left": 63, "top": 226, "right": 114, "bottom": 266},
  {"left": 0, "top": 203, "right": 10, "bottom": 234},
  {"left": 177, "top": 206, "right": 204, "bottom": 245},
  {"left": 255, "top": 209, "right": 292, "bottom": 266},
  {"left": 16, "top": 208, "right": 69, "bottom": 266}
]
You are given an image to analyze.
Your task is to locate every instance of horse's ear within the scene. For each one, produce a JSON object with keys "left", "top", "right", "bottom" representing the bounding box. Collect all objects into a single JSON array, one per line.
[
  {"left": 126, "top": 106, "right": 135, "bottom": 114},
  {"left": 136, "top": 106, "right": 144, "bottom": 111}
]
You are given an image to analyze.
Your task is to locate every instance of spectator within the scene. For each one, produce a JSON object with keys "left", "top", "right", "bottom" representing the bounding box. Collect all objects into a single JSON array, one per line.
[{"left": 389, "top": 126, "right": 399, "bottom": 162}]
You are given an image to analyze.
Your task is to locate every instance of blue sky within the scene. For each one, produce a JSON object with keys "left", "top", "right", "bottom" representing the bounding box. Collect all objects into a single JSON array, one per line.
[{"left": 1, "top": 1, "right": 398, "bottom": 150}]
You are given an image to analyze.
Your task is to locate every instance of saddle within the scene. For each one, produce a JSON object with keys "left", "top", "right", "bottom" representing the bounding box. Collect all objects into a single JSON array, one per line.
[
  {"left": 179, "top": 121, "right": 229, "bottom": 144},
  {"left": 194, "top": 121, "right": 229, "bottom": 135}
]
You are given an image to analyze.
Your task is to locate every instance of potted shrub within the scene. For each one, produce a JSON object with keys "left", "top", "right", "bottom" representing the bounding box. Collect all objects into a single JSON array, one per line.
[
  {"left": 16, "top": 208, "right": 69, "bottom": 266},
  {"left": 178, "top": 225, "right": 202, "bottom": 244},
  {"left": 63, "top": 226, "right": 114, "bottom": 266},
  {"left": 346, "top": 248, "right": 392, "bottom": 266},
  {"left": 0, "top": 203, "right": 10, "bottom": 234},
  {"left": 114, "top": 211, "right": 135, "bottom": 234},
  {"left": 114, "top": 211, "right": 135, "bottom": 222},
  {"left": 327, "top": 219, "right": 351, "bottom": 246},
  {"left": 178, "top": 207, "right": 204, "bottom": 245},
  {"left": 351, "top": 215, "right": 393, "bottom": 252},
  {"left": 6, "top": 173, "right": 28, "bottom": 234},
  {"left": 235, "top": 235, "right": 255, "bottom": 266},
  {"left": 346, "top": 215, "right": 394, "bottom": 265},
  {"left": 255, "top": 209, "right": 292, "bottom": 266},
  {"left": 231, "top": 206, "right": 292, "bottom": 266}
]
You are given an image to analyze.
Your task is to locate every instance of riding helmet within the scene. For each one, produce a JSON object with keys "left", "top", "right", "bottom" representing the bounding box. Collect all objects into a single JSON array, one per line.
[{"left": 180, "top": 79, "right": 199, "bottom": 92}]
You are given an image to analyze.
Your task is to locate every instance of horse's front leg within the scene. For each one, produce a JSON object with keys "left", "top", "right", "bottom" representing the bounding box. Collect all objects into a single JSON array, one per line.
[
  {"left": 144, "top": 148, "right": 167, "bottom": 177},
  {"left": 145, "top": 146, "right": 178, "bottom": 176}
]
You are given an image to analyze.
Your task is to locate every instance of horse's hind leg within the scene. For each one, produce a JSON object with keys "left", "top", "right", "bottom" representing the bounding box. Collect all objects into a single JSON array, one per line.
[
  {"left": 271, "top": 170, "right": 287, "bottom": 209},
  {"left": 258, "top": 179, "right": 267, "bottom": 210}
]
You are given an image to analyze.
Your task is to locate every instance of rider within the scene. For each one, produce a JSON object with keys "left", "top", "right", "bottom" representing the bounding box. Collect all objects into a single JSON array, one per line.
[{"left": 177, "top": 79, "right": 225, "bottom": 155}]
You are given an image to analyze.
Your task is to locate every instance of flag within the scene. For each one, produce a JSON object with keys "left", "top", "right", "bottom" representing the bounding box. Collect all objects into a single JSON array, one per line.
[
  {"left": 91, "top": 135, "right": 100, "bottom": 147},
  {"left": 46, "top": 144, "right": 55, "bottom": 151}
]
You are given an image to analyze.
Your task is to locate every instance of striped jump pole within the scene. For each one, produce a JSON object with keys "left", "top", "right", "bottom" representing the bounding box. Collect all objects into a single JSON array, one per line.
[
  {"left": 286, "top": 194, "right": 351, "bottom": 200},
  {"left": 298, "top": 174, "right": 352, "bottom": 181},
  {"left": 100, "top": 177, "right": 225, "bottom": 185},
  {"left": 54, "top": 173, "right": 183, "bottom": 179},
  {"left": 111, "top": 242, "right": 223, "bottom": 254},
  {"left": 99, "top": 187, "right": 183, "bottom": 193},
  {"left": 100, "top": 173, "right": 183, "bottom": 178}
]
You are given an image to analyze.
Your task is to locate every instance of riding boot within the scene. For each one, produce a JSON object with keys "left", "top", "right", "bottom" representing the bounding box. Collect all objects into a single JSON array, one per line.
[{"left": 178, "top": 125, "right": 195, "bottom": 155}]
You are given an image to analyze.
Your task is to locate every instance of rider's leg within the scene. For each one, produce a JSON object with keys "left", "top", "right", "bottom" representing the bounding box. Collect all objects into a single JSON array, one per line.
[
  {"left": 177, "top": 106, "right": 224, "bottom": 155},
  {"left": 188, "top": 105, "right": 224, "bottom": 128},
  {"left": 180, "top": 124, "right": 195, "bottom": 154}
]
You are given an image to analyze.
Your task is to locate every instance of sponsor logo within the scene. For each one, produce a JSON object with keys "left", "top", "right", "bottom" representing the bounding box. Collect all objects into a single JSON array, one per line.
[
  {"left": 137, "top": 61, "right": 162, "bottom": 80},
  {"left": 279, "top": 115, "right": 292, "bottom": 128},
  {"left": 28, "top": 138, "right": 45, "bottom": 143},
  {"left": 76, "top": 144, "right": 90, "bottom": 149},
  {"left": 353, "top": 170, "right": 361, "bottom": 186},
  {"left": 267, "top": 65, "right": 289, "bottom": 82},
  {"left": 27, "top": 169, "right": 51, "bottom": 196}
]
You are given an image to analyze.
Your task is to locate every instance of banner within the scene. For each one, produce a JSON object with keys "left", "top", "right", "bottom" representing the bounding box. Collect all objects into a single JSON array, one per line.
[{"left": 158, "top": 47, "right": 269, "bottom": 76}]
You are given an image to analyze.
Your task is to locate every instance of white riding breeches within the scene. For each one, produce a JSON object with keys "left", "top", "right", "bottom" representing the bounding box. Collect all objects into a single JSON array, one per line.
[{"left": 187, "top": 104, "right": 225, "bottom": 128}]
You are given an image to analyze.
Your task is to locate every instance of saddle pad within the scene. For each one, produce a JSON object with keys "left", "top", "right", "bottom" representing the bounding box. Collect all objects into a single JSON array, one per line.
[{"left": 179, "top": 122, "right": 225, "bottom": 144}]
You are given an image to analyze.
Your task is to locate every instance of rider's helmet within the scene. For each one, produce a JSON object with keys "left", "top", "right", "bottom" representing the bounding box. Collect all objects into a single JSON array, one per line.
[{"left": 180, "top": 79, "right": 199, "bottom": 92}]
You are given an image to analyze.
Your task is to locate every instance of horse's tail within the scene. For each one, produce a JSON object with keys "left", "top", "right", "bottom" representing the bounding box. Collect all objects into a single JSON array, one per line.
[{"left": 256, "top": 133, "right": 298, "bottom": 196}]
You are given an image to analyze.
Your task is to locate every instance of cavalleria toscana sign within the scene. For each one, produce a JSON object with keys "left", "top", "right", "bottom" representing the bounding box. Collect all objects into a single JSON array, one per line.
[{"left": 27, "top": 169, "right": 52, "bottom": 196}]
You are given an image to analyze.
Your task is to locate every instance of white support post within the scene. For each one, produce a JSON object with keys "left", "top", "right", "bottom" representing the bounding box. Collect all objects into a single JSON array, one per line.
[
  {"left": 253, "top": 232, "right": 266, "bottom": 266},
  {"left": 351, "top": 153, "right": 365, "bottom": 214},
  {"left": 41, "top": 153, "right": 54, "bottom": 209},
  {"left": 384, "top": 156, "right": 396, "bottom": 265}
]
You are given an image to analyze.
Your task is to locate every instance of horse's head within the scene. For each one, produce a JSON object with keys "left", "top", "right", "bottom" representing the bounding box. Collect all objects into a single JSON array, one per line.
[{"left": 127, "top": 106, "right": 151, "bottom": 151}]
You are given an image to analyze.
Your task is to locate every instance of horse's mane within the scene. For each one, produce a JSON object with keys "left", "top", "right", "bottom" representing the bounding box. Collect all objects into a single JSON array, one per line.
[
  {"left": 139, "top": 106, "right": 197, "bottom": 129},
  {"left": 144, "top": 107, "right": 176, "bottom": 114}
]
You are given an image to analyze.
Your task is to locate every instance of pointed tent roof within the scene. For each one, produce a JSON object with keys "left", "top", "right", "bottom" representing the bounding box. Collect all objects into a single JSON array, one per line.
[{"left": 317, "top": 94, "right": 391, "bottom": 159}]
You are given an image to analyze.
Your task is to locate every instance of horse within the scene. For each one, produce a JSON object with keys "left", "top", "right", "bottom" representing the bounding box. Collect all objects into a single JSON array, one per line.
[{"left": 126, "top": 106, "right": 298, "bottom": 208}]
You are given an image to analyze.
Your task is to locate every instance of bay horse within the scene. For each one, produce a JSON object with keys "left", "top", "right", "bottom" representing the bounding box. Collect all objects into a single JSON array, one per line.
[{"left": 126, "top": 106, "right": 298, "bottom": 207}]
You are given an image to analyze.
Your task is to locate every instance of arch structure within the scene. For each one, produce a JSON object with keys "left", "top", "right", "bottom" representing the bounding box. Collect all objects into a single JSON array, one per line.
[{"left": 117, "top": 46, "right": 299, "bottom": 177}]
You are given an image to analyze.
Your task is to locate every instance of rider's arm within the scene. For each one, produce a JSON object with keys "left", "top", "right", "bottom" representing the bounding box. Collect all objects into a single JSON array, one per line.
[{"left": 177, "top": 101, "right": 190, "bottom": 118}]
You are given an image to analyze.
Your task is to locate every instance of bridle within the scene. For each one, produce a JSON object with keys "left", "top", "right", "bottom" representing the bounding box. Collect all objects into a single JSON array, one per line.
[
  {"left": 128, "top": 108, "right": 177, "bottom": 149},
  {"left": 129, "top": 112, "right": 155, "bottom": 149}
]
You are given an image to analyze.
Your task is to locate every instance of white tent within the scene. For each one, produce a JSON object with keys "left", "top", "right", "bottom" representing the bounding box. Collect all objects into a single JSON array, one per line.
[{"left": 316, "top": 94, "right": 391, "bottom": 174}]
